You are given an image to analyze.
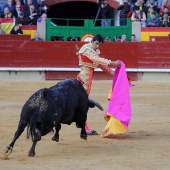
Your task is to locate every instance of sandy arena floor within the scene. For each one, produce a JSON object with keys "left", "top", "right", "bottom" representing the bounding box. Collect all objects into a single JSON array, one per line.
[{"left": 0, "top": 80, "right": 170, "bottom": 170}]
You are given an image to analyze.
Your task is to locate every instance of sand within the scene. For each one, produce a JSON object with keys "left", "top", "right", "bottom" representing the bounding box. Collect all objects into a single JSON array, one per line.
[{"left": 0, "top": 80, "right": 170, "bottom": 170}]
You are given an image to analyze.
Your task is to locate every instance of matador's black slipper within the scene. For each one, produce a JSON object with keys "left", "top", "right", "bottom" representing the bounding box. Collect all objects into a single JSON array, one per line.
[{"left": 86, "top": 130, "right": 98, "bottom": 135}]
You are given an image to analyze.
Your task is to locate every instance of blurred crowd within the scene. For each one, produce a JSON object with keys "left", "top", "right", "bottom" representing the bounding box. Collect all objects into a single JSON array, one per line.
[
  {"left": 117, "top": 0, "right": 170, "bottom": 27},
  {"left": 0, "top": 0, "right": 48, "bottom": 25},
  {"left": 0, "top": 0, "right": 49, "bottom": 37},
  {"left": 0, "top": 0, "right": 169, "bottom": 39}
]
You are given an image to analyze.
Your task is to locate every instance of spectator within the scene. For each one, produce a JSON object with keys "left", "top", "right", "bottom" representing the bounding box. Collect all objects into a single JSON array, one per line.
[
  {"left": 1, "top": 7, "right": 10, "bottom": 18},
  {"left": 38, "top": 0, "right": 49, "bottom": 15},
  {"left": 1, "top": 0, "right": 14, "bottom": 15},
  {"left": 13, "top": 4, "right": 22, "bottom": 18},
  {"left": 146, "top": 2, "right": 158, "bottom": 13},
  {"left": 104, "top": 37, "right": 111, "bottom": 42},
  {"left": 0, "top": 0, "right": 6, "bottom": 12},
  {"left": 146, "top": 11, "right": 161, "bottom": 26},
  {"left": 14, "top": 0, "right": 24, "bottom": 11},
  {"left": 58, "top": 37, "right": 64, "bottom": 41},
  {"left": 10, "top": 24, "right": 23, "bottom": 34},
  {"left": 131, "top": 34, "right": 138, "bottom": 42},
  {"left": 121, "top": 34, "right": 127, "bottom": 42},
  {"left": 37, "top": 13, "right": 57, "bottom": 26},
  {"left": 131, "top": 5, "right": 147, "bottom": 27},
  {"left": 31, "top": 0, "right": 38, "bottom": 11},
  {"left": 67, "top": 36, "right": 79, "bottom": 41},
  {"left": 24, "top": 0, "right": 38, "bottom": 11},
  {"left": 157, "top": 0, "right": 164, "bottom": 11},
  {"left": 7, "top": 11, "right": 13, "bottom": 18},
  {"left": 114, "top": 36, "right": 121, "bottom": 42},
  {"left": 135, "top": 0, "right": 148, "bottom": 14},
  {"left": 37, "top": 12, "right": 47, "bottom": 22},
  {"left": 25, "top": 5, "right": 39, "bottom": 25},
  {"left": 159, "top": 7, "right": 170, "bottom": 21},
  {"left": 147, "top": 7, "right": 159, "bottom": 18},
  {"left": 161, "top": 13, "right": 170, "bottom": 26},
  {"left": 15, "top": 11, "right": 30, "bottom": 26},
  {"left": 130, "top": 0, "right": 136, "bottom": 9},
  {"left": 12, "top": 0, "right": 24, "bottom": 5},
  {"left": 31, "top": 30, "right": 44, "bottom": 41},
  {"left": 21, "top": 0, "right": 26, "bottom": 5},
  {"left": 24, "top": 0, "right": 33, "bottom": 16},
  {"left": 99, "top": 0, "right": 112, "bottom": 26},
  {"left": 158, "top": 0, "right": 170, "bottom": 13},
  {"left": 117, "top": 0, "right": 131, "bottom": 26},
  {"left": 0, "top": 22, "right": 6, "bottom": 34}
]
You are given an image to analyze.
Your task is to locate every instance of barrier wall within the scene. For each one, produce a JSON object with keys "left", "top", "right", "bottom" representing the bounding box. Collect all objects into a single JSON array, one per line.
[
  {"left": 0, "top": 35, "right": 170, "bottom": 80},
  {"left": 149, "top": 36, "right": 170, "bottom": 42}
]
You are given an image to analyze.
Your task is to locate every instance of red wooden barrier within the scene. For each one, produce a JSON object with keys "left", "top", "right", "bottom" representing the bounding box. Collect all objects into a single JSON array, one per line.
[
  {"left": 0, "top": 35, "right": 30, "bottom": 40},
  {"left": 0, "top": 35, "right": 170, "bottom": 80},
  {"left": 150, "top": 36, "right": 170, "bottom": 42}
]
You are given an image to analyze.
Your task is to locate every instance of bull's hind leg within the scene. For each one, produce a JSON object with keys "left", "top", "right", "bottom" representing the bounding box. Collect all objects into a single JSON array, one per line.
[
  {"left": 28, "top": 123, "right": 45, "bottom": 156},
  {"left": 4, "top": 119, "right": 28, "bottom": 157},
  {"left": 52, "top": 123, "right": 61, "bottom": 142},
  {"left": 28, "top": 125, "right": 42, "bottom": 157},
  {"left": 28, "top": 140, "right": 37, "bottom": 157}
]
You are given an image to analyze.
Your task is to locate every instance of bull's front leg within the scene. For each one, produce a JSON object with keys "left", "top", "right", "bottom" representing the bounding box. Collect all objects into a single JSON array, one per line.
[
  {"left": 80, "top": 123, "right": 87, "bottom": 140},
  {"left": 52, "top": 123, "right": 61, "bottom": 142},
  {"left": 75, "top": 113, "right": 87, "bottom": 140}
]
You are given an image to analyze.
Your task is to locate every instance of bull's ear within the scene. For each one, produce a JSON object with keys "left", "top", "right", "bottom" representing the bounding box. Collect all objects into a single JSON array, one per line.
[{"left": 41, "top": 88, "right": 49, "bottom": 98}]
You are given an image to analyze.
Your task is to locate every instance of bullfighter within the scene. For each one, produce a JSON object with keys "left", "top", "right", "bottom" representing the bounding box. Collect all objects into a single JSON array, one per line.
[{"left": 76, "top": 34, "right": 121, "bottom": 135}]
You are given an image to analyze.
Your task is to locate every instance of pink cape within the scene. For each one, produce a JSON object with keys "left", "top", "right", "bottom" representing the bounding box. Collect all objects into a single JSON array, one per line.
[{"left": 104, "top": 61, "right": 131, "bottom": 129}]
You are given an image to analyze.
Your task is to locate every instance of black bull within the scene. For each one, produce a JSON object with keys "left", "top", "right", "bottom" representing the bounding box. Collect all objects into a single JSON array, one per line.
[{"left": 4, "top": 79, "right": 103, "bottom": 157}]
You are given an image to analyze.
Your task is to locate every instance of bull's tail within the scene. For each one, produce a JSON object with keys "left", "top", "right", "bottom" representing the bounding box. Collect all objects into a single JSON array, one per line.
[
  {"left": 88, "top": 99, "right": 104, "bottom": 111},
  {"left": 27, "top": 111, "right": 39, "bottom": 141}
]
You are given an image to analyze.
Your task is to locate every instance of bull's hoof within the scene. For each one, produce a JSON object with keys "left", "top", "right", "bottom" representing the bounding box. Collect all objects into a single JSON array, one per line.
[
  {"left": 52, "top": 135, "right": 59, "bottom": 142},
  {"left": 80, "top": 134, "right": 87, "bottom": 140},
  {"left": 4, "top": 146, "right": 12, "bottom": 157},
  {"left": 52, "top": 136, "right": 59, "bottom": 142},
  {"left": 28, "top": 149, "right": 35, "bottom": 157}
]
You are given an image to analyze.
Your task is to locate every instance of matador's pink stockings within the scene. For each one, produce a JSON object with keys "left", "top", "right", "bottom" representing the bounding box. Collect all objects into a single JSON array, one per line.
[{"left": 85, "top": 122, "right": 92, "bottom": 133}]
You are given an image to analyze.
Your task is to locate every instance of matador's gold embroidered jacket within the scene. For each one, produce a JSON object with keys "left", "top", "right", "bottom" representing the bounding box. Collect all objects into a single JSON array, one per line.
[{"left": 77, "top": 42, "right": 113, "bottom": 95}]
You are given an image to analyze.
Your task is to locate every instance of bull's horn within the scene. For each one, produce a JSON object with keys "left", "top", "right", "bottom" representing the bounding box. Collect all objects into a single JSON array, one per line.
[{"left": 89, "top": 99, "right": 104, "bottom": 111}]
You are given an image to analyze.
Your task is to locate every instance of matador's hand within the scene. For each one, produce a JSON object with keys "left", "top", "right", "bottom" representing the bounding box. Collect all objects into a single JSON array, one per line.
[
  {"left": 115, "top": 60, "right": 121, "bottom": 67},
  {"left": 110, "top": 60, "right": 121, "bottom": 67}
]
